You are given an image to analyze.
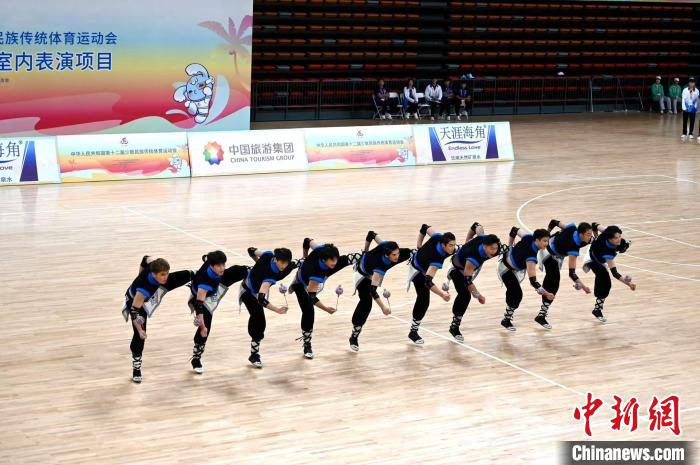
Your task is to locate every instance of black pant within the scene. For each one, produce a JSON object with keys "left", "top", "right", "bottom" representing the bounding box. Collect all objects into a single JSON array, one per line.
[
  {"left": 165, "top": 270, "right": 196, "bottom": 291},
  {"left": 542, "top": 256, "right": 560, "bottom": 304},
  {"left": 221, "top": 265, "right": 248, "bottom": 287},
  {"left": 411, "top": 273, "right": 431, "bottom": 321},
  {"left": 242, "top": 290, "right": 266, "bottom": 342},
  {"left": 449, "top": 268, "right": 472, "bottom": 317},
  {"left": 501, "top": 270, "right": 524, "bottom": 309},
  {"left": 291, "top": 283, "right": 316, "bottom": 332},
  {"left": 130, "top": 308, "right": 148, "bottom": 356},
  {"left": 193, "top": 310, "right": 214, "bottom": 345},
  {"left": 589, "top": 261, "right": 612, "bottom": 299},
  {"left": 428, "top": 100, "right": 441, "bottom": 117},
  {"left": 405, "top": 101, "right": 418, "bottom": 114},
  {"left": 128, "top": 269, "right": 192, "bottom": 357},
  {"left": 441, "top": 96, "right": 456, "bottom": 116},
  {"left": 683, "top": 111, "right": 696, "bottom": 136},
  {"left": 376, "top": 98, "right": 391, "bottom": 115},
  {"left": 351, "top": 278, "right": 374, "bottom": 327},
  {"left": 192, "top": 265, "right": 248, "bottom": 345},
  {"left": 293, "top": 255, "right": 352, "bottom": 332}
]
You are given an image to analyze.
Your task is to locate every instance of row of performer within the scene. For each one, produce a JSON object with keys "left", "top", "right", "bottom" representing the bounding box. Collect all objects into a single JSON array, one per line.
[{"left": 123, "top": 220, "right": 635, "bottom": 383}]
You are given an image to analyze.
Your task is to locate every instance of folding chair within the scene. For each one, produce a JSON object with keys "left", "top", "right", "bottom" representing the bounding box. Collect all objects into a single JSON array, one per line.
[
  {"left": 372, "top": 95, "right": 383, "bottom": 120},
  {"left": 415, "top": 92, "right": 431, "bottom": 120},
  {"left": 386, "top": 92, "right": 404, "bottom": 120}
]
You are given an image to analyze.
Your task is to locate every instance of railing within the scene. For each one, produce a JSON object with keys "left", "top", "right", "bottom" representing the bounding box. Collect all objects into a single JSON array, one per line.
[{"left": 252, "top": 76, "right": 664, "bottom": 121}]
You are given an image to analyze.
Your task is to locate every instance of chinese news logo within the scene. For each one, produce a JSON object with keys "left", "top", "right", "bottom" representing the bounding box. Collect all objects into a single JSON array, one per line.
[{"left": 574, "top": 392, "right": 681, "bottom": 437}]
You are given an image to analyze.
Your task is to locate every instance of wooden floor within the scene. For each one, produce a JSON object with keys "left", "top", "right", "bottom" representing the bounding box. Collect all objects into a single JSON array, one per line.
[{"left": 1, "top": 112, "right": 699, "bottom": 464}]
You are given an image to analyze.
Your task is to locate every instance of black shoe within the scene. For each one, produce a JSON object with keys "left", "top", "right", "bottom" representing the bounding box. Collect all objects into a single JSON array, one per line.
[
  {"left": 501, "top": 318, "right": 516, "bottom": 332},
  {"left": 247, "top": 247, "right": 257, "bottom": 260},
  {"left": 592, "top": 309, "right": 607, "bottom": 323},
  {"left": 349, "top": 335, "right": 359, "bottom": 352},
  {"left": 132, "top": 369, "right": 142, "bottom": 383},
  {"left": 365, "top": 230, "right": 377, "bottom": 243},
  {"left": 302, "top": 238, "right": 313, "bottom": 257},
  {"left": 248, "top": 353, "right": 263, "bottom": 368},
  {"left": 191, "top": 357, "right": 204, "bottom": 374},
  {"left": 448, "top": 325, "right": 464, "bottom": 342},
  {"left": 408, "top": 330, "right": 424, "bottom": 345},
  {"left": 303, "top": 342, "right": 314, "bottom": 359},
  {"left": 534, "top": 314, "right": 552, "bottom": 330}
]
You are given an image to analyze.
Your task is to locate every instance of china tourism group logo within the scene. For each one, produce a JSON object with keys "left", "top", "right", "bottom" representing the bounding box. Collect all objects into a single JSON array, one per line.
[{"left": 203, "top": 141, "right": 224, "bottom": 165}]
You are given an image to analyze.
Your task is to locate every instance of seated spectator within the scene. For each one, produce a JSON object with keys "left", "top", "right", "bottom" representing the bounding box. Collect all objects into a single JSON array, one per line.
[
  {"left": 440, "top": 79, "right": 456, "bottom": 120},
  {"left": 425, "top": 78, "right": 442, "bottom": 121},
  {"left": 456, "top": 81, "right": 471, "bottom": 120},
  {"left": 651, "top": 76, "right": 671, "bottom": 114},
  {"left": 374, "top": 79, "right": 393, "bottom": 120},
  {"left": 403, "top": 79, "right": 419, "bottom": 120},
  {"left": 669, "top": 78, "right": 682, "bottom": 115}
]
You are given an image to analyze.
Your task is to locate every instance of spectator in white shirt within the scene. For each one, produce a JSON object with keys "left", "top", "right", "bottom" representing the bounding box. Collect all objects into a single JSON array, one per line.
[
  {"left": 425, "top": 78, "right": 442, "bottom": 121},
  {"left": 681, "top": 77, "right": 699, "bottom": 142},
  {"left": 403, "top": 79, "right": 419, "bottom": 120}
]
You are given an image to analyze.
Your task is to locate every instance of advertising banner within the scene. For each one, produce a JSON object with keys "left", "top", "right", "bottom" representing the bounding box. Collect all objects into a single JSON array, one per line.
[
  {"left": 56, "top": 132, "right": 190, "bottom": 182},
  {"left": 304, "top": 125, "right": 417, "bottom": 170},
  {"left": 189, "top": 129, "right": 307, "bottom": 176},
  {"left": 414, "top": 122, "right": 515, "bottom": 164},
  {"left": 0, "top": 137, "right": 60, "bottom": 185}
]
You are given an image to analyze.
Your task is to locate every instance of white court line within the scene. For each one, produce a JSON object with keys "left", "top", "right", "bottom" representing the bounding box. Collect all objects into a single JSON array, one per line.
[
  {"left": 618, "top": 225, "right": 700, "bottom": 250},
  {"left": 621, "top": 217, "right": 700, "bottom": 226},
  {"left": 668, "top": 176, "right": 700, "bottom": 186},
  {"left": 515, "top": 180, "right": 700, "bottom": 283},
  {"left": 122, "top": 206, "right": 247, "bottom": 260},
  {"left": 621, "top": 253, "right": 700, "bottom": 268},
  {"left": 515, "top": 180, "right": 677, "bottom": 231},
  {"left": 388, "top": 313, "right": 585, "bottom": 396}
]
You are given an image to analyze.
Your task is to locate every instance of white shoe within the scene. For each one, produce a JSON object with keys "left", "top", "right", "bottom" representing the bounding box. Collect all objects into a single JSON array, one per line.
[
  {"left": 446, "top": 115, "right": 451, "bottom": 121},
  {"left": 430, "top": 116, "right": 435, "bottom": 121},
  {"left": 414, "top": 113, "right": 419, "bottom": 120},
  {"left": 682, "top": 135, "right": 687, "bottom": 142},
  {"left": 456, "top": 115, "right": 461, "bottom": 121},
  {"left": 690, "top": 135, "right": 695, "bottom": 140},
  {"left": 386, "top": 114, "right": 392, "bottom": 120}
]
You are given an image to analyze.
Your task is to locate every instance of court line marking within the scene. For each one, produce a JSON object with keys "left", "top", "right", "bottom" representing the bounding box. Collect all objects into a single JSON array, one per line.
[
  {"left": 621, "top": 217, "right": 700, "bottom": 226},
  {"left": 122, "top": 206, "right": 247, "bottom": 260},
  {"left": 515, "top": 180, "right": 700, "bottom": 283},
  {"left": 621, "top": 253, "right": 700, "bottom": 268},
  {"left": 388, "top": 313, "right": 584, "bottom": 395},
  {"left": 665, "top": 176, "right": 700, "bottom": 186},
  {"left": 617, "top": 225, "right": 700, "bottom": 250}
]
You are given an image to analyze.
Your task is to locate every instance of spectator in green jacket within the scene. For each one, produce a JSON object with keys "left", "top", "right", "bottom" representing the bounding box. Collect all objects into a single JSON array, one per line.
[
  {"left": 668, "top": 77, "right": 682, "bottom": 114},
  {"left": 651, "top": 76, "right": 671, "bottom": 114}
]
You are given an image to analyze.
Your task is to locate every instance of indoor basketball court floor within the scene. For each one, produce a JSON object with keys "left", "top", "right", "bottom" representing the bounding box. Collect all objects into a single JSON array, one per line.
[{"left": 1, "top": 112, "right": 698, "bottom": 464}]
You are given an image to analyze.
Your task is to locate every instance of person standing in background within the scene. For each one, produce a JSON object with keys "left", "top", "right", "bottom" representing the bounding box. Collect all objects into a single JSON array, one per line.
[
  {"left": 681, "top": 77, "right": 699, "bottom": 142},
  {"left": 668, "top": 78, "right": 682, "bottom": 115}
]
